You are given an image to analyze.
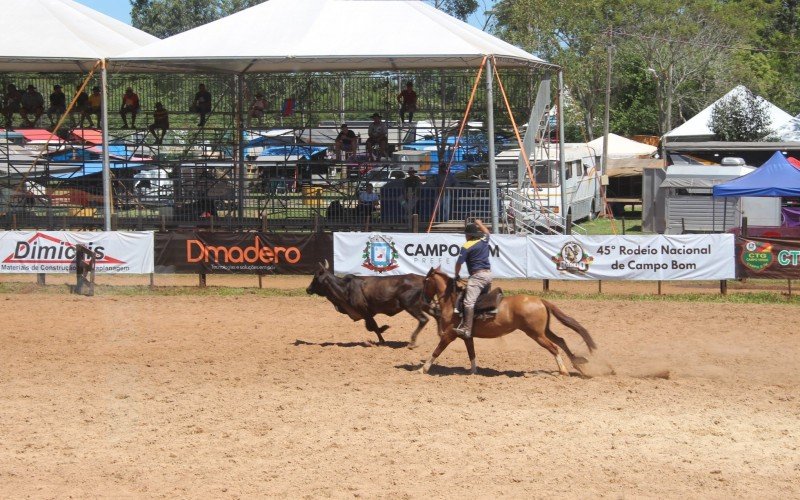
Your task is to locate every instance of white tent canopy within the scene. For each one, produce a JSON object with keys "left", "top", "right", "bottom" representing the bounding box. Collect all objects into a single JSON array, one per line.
[
  {"left": 664, "top": 85, "right": 793, "bottom": 141},
  {"left": 769, "top": 114, "right": 800, "bottom": 141},
  {"left": 110, "top": 0, "right": 555, "bottom": 73},
  {"left": 587, "top": 133, "right": 656, "bottom": 158},
  {"left": 0, "top": 0, "right": 158, "bottom": 72}
]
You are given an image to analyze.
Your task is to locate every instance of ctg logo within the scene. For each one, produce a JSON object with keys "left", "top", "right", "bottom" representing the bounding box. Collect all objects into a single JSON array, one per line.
[
  {"left": 3, "top": 232, "right": 120, "bottom": 264},
  {"left": 552, "top": 241, "right": 593, "bottom": 274},
  {"left": 740, "top": 240, "right": 773, "bottom": 271},
  {"left": 362, "top": 235, "right": 399, "bottom": 273}
]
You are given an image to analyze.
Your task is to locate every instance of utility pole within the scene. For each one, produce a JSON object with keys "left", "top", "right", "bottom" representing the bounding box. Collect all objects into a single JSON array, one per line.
[{"left": 601, "top": 27, "right": 613, "bottom": 211}]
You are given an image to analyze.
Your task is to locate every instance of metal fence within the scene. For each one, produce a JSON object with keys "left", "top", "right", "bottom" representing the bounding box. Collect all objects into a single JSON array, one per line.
[{"left": 1, "top": 68, "right": 541, "bottom": 232}]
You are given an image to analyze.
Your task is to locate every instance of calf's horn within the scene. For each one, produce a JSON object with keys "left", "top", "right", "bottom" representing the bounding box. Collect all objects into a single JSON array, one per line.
[{"left": 324, "top": 259, "right": 330, "bottom": 270}]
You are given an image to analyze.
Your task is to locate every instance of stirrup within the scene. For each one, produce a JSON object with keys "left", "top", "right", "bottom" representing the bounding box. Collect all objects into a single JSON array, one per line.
[{"left": 454, "top": 326, "right": 471, "bottom": 339}]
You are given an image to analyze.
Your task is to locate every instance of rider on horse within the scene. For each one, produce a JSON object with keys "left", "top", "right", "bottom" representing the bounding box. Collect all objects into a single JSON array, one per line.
[{"left": 454, "top": 219, "right": 492, "bottom": 339}]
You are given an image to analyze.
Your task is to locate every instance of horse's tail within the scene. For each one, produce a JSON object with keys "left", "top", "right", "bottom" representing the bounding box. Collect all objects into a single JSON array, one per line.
[{"left": 541, "top": 299, "right": 597, "bottom": 352}]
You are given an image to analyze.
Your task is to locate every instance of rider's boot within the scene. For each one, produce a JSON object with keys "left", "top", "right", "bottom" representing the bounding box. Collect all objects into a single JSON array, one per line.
[{"left": 454, "top": 307, "right": 474, "bottom": 339}]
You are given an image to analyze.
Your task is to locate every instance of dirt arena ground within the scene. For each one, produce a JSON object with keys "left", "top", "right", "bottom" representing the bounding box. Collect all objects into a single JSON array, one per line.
[{"left": 1, "top": 277, "right": 799, "bottom": 497}]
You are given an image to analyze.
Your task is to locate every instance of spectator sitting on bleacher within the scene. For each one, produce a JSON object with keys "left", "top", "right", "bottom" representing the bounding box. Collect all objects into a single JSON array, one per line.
[
  {"left": 2, "top": 83, "right": 22, "bottom": 129},
  {"left": 71, "top": 86, "right": 90, "bottom": 128},
  {"left": 120, "top": 87, "right": 140, "bottom": 129},
  {"left": 366, "top": 112, "right": 389, "bottom": 161},
  {"left": 334, "top": 123, "right": 358, "bottom": 160},
  {"left": 46, "top": 85, "right": 66, "bottom": 127},
  {"left": 20, "top": 85, "right": 44, "bottom": 127},
  {"left": 148, "top": 102, "right": 169, "bottom": 145}
]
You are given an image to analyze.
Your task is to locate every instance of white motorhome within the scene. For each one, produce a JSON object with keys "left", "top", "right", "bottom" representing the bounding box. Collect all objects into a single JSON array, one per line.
[{"left": 497, "top": 143, "right": 602, "bottom": 222}]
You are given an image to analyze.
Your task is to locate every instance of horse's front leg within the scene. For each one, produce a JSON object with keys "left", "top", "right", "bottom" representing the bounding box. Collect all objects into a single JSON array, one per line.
[
  {"left": 364, "top": 316, "right": 389, "bottom": 344},
  {"left": 464, "top": 337, "right": 477, "bottom": 375},
  {"left": 420, "top": 335, "right": 454, "bottom": 374}
]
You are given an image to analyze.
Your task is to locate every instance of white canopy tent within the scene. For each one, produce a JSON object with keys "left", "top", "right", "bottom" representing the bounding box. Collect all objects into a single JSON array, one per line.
[
  {"left": 110, "top": 0, "right": 553, "bottom": 73},
  {"left": 0, "top": 0, "right": 158, "bottom": 230},
  {"left": 109, "top": 0, "right": 565, "bottom": 231},
  {"left": 0, "top": 0, "right": 157, "bottom": 72},
  {"left": 664, "top": 85, "right": 793, "bottom": 142},
  {"left": 587, "top": 133, "right": 656, "bottom": 159}
]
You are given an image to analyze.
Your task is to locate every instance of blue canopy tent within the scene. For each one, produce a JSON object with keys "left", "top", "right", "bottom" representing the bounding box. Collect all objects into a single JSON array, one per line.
[
  {"left": 713, "top": 151, "right": 800, "bottom": 197},
  {"left": 712, "top": 151, "right": 800, "bottom": 228}
]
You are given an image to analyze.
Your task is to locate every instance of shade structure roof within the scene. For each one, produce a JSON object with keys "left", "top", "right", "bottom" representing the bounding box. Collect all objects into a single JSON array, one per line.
[
  {"left": 0, "top": 0, "right": 158, "bottom": 72},
  {"left": 665, "top": 86, "right": 793, "bottom": 140},
  {"left": 110, "top": 0, "right": 555, "bottom": 73},
  {"left": 713, "top": 151, "right": 800, "bottom": 197},
  {"left": 587, "top": 133, "right": 657, "bottom": 158}
]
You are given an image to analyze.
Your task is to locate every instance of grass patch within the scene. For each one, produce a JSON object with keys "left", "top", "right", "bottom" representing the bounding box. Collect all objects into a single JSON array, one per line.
[
  {"left": 580, "top": 210, "right": 643, "bottom": 235},
  {"left": 2, "top": 281, "right": 798, "bottom": 305}
]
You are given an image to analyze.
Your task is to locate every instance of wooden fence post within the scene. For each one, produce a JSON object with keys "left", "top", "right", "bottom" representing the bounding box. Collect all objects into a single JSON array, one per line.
[
  {"left": 720, "top": 280, "right": 728, "bottom": 295},
  {"left": 543, "top": 279, "right": 550, "bottom": 292},
  {"left": 412, "top": 213, "right": 419, "bottom": 233},
  {"left": 199, "top": 272, "right": 207, "bottom": 288},
  {"left": 657, "top": 280, "right": 662, "bottom": 295},
  {"left": 36, "top": 273, "right": 46, "bottom": 286}
]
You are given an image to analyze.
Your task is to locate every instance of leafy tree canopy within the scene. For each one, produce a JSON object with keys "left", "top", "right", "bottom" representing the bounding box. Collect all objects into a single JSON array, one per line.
[{"left": 709, "top": 88, "right": 773, "bottom": 141}]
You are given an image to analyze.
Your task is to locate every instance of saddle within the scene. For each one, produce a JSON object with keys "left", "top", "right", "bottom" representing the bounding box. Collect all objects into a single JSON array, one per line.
[{"left": 455, "top": 280, "right": 503, "bottom": 318}]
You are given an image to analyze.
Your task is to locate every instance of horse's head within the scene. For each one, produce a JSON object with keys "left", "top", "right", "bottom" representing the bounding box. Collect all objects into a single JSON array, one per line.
[
  {"left": 423, "top": 266, "right": 452, "bottom": 300},
  {"left": 306, "top": 259, "right": 333, "bottom": 296}
]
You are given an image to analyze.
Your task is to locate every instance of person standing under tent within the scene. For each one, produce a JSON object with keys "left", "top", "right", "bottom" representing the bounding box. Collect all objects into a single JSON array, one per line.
[
  {"left": 20, "top": 85, "right": 44, "bottom": 127},
  {"left": 46, "top": 85, "right": 66, "bottom": 127},
  {"left": 192, "top": 83, "right": 212, "bottom": 127},
  {"left": 85, "top": 86, "right": 102, "bottom": 128},
  {"left": 397, "top": 81, "right": 417, "bottom": 124},
  {"left": 148, "top": 102, "right": 169, "bottom": 145},
  {"left": 358, "top": 182, "right": 380, "bottom": 217},
  {"left": 403, "top": 167, "right": 422, "bottom": 221},
  {"left": 366, "top": 112, "right": 389, "bottom": 161},
  {"left": 119, "top": 87, "right": 141, "bottom": 129},
  {"left": 454, "top": 219, "right": 492, "bottom": 339},
  {"left": 249, "top": 92, "right": 268, "bottom": 127}
]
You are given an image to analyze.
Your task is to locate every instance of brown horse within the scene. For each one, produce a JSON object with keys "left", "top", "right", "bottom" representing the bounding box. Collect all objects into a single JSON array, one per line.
[{"left": 420, "top": 267, "right": 597, "bottom": 376}]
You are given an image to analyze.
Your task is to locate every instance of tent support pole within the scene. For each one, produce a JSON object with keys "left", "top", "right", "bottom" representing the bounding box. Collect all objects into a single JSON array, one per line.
[
  {"left": 236, "top": 73, "right": 245, "bottom": 222},
  {"left": 486, "top": 58, "right": 499, "bottom": 233},
  {"left": 101, "top": 60, "right": 112, "bottom": 231},
  {"left": 558, "top": 69, "right": 567, "bottom": 231}
]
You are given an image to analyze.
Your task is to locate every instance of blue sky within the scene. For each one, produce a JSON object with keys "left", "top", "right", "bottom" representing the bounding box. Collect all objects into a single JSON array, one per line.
[
  {"left": 75, "top": 0, "right": 490, "bottom": 31},
  {"left": 76, "top": 0, "right": 132, "bottom": 24}
]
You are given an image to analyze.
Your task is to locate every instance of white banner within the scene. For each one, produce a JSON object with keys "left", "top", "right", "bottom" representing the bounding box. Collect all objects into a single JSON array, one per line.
[
  {"left": 333, "top": 232, "right": 528, "bottom": 278},
  {"left": 0, "top": 231, "right": 154, "bottom": 274},
  {"left": 526, "top": 234, "right": 735, "bottom": 280}
]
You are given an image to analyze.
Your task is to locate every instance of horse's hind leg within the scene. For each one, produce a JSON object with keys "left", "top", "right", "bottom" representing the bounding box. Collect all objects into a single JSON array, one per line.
[
  {"left": 525, "top": 327, "right": 570, "bottom": 376},
  {"left": 545, "top": 330, "right": 590, "bottom": 377},
  {"left": 545, "top": 330, "right": 589, "bottom": 367}
]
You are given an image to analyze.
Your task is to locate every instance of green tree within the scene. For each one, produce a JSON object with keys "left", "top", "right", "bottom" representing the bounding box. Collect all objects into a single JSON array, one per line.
[
  {"left": 494, "top": 0, "right": 620, "bottom": 140},
  {"left": 709, "top": 87, "right": 772, "bottom": 141},
  {"left": 427, "top": 0, "right": 479, "bottom": 21},
  {"left": 130, "top": 0, "right": 266, "bottom": 38}
]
